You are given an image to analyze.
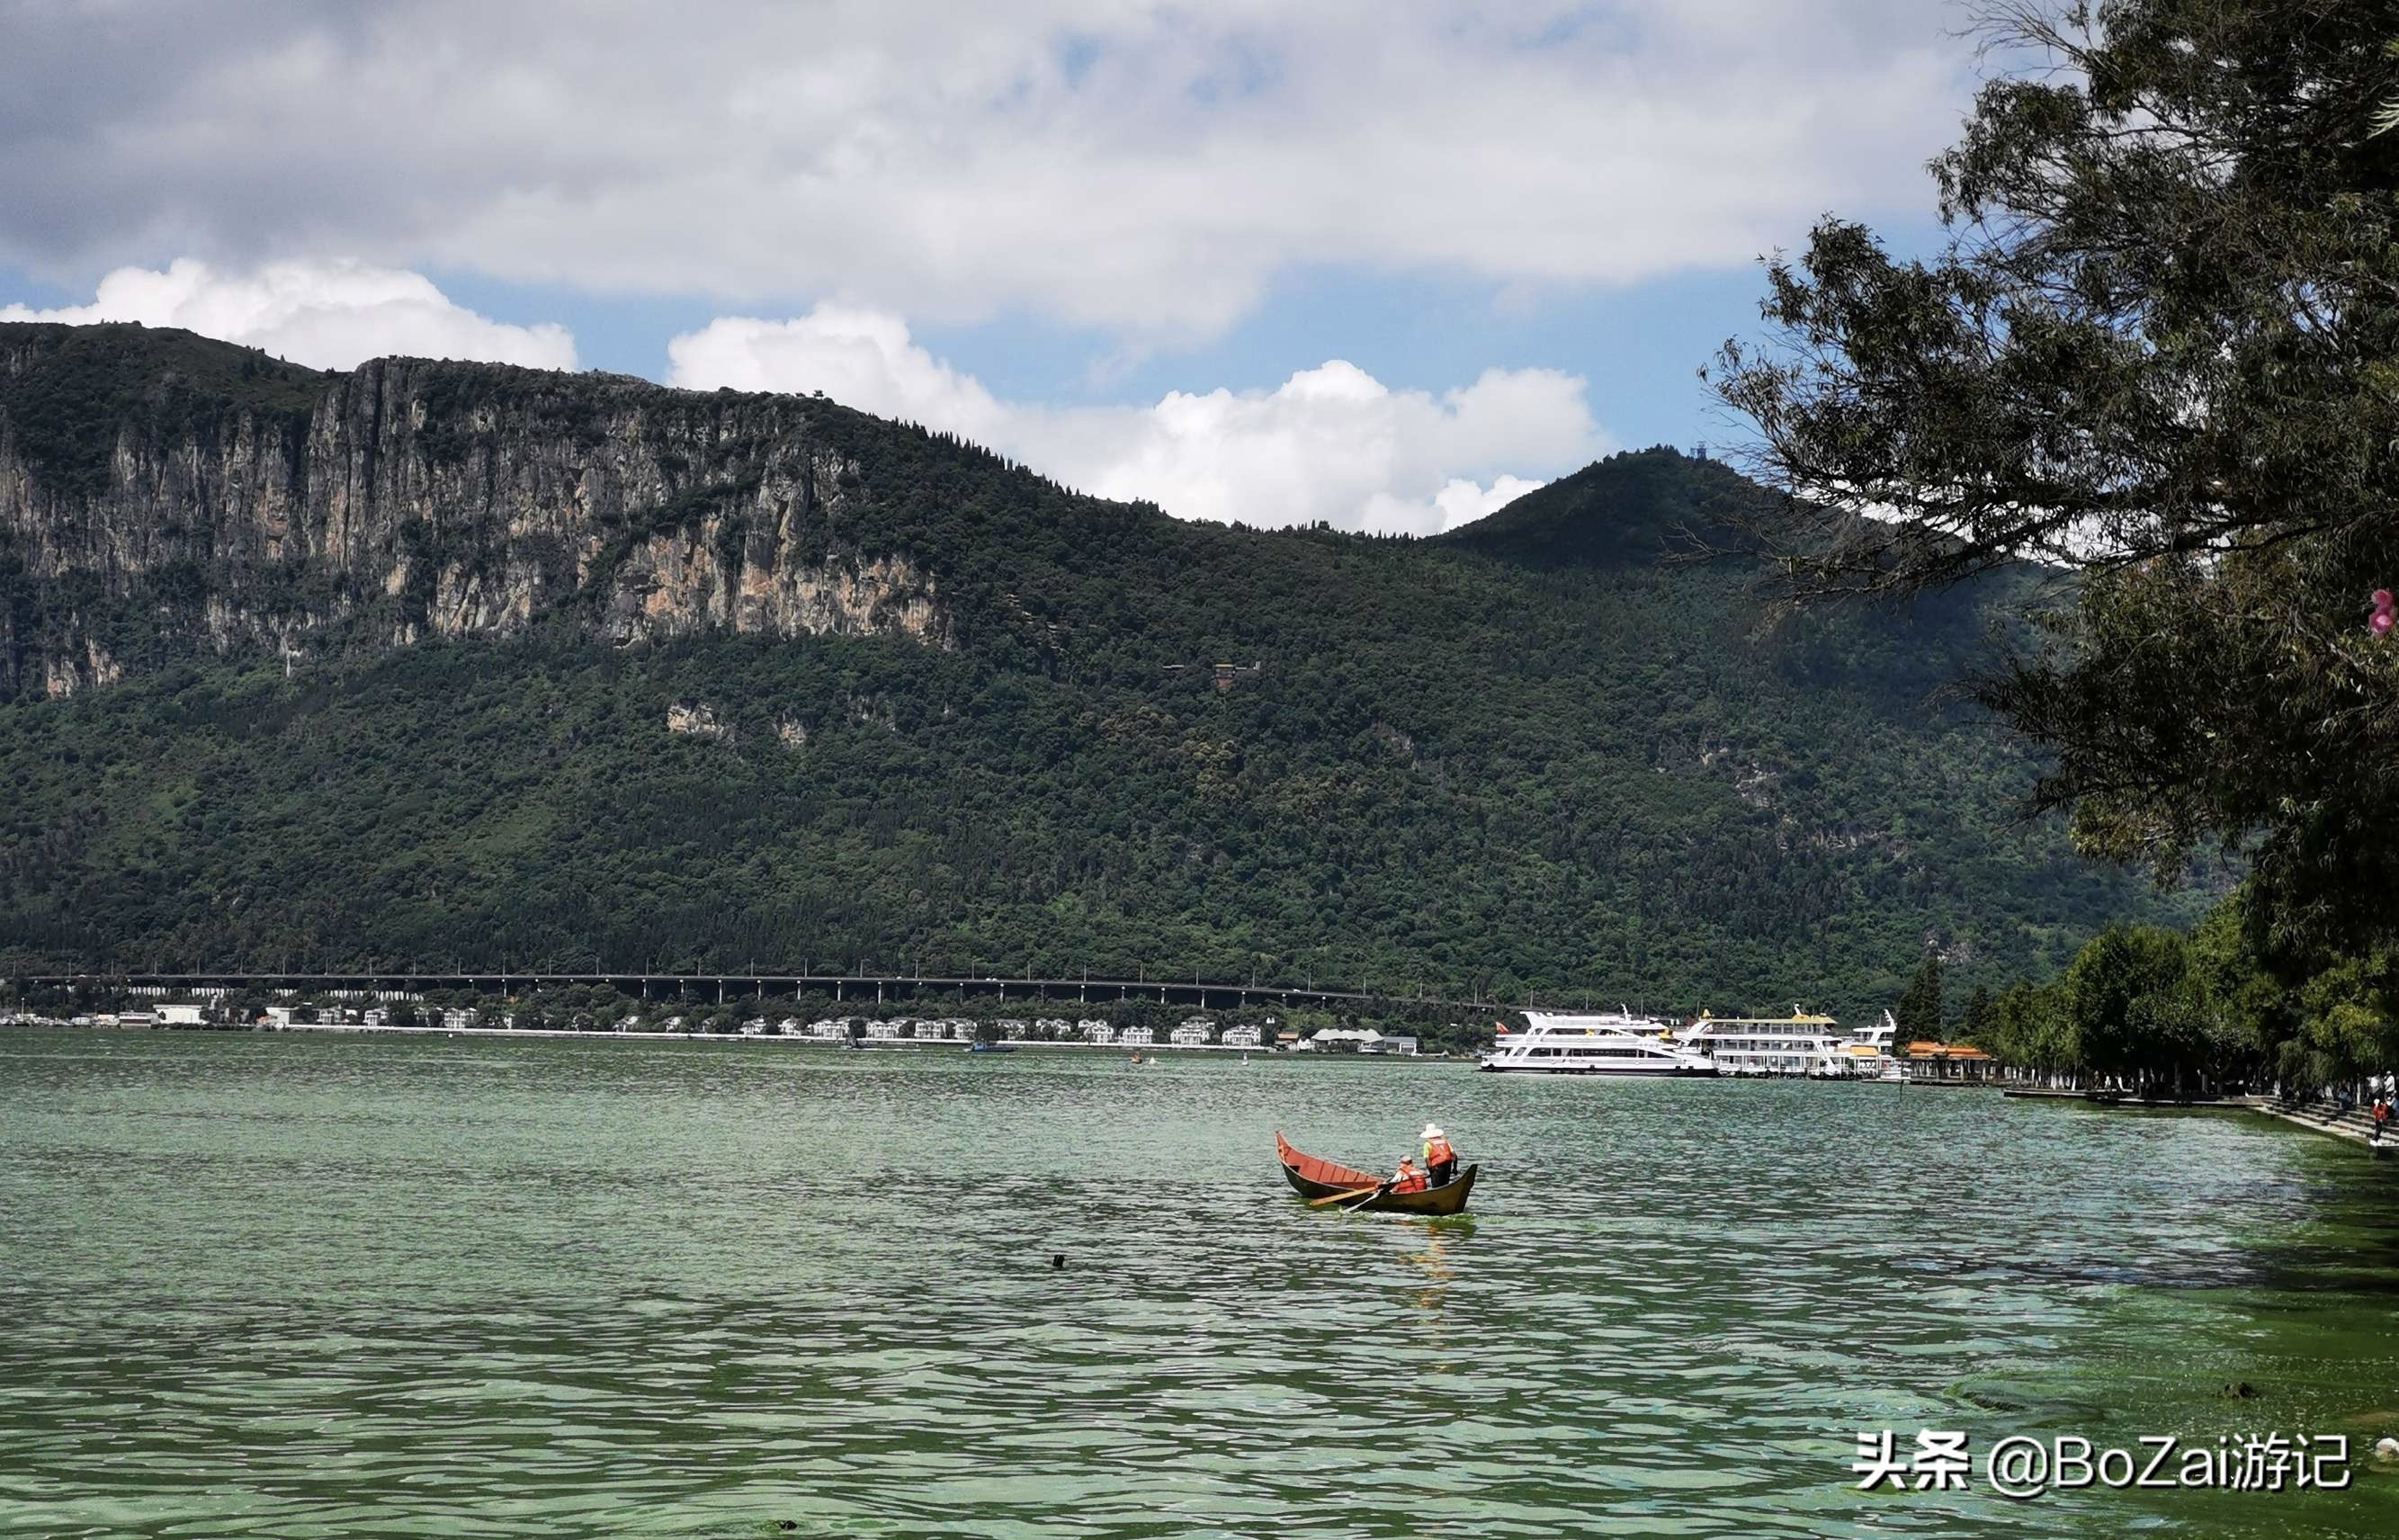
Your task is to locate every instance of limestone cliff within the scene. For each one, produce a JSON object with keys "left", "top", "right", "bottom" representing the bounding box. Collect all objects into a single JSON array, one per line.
[{"left": 0, "top": 323, "right": 954, "bottom": 697}]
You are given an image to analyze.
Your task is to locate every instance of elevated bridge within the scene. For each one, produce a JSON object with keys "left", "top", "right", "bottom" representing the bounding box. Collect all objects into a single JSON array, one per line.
[{"left": 16, "top": 971, "right": 1526, "bottom": 1015}]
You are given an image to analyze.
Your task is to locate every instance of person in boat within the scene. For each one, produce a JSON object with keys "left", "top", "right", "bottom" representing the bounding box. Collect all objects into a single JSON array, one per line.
[
  {"left": 1421, "top": 1124, "right": 1457, "bottom": 1186},
  {"left": 1388, "top": 1156, "right": 1428, "bottom": 1195}
]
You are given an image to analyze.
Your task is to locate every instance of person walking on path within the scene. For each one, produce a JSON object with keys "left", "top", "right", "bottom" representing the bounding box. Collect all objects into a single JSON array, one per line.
[{"left": 2373, "top": 1097, "right": 2389, "bottom": 1147}]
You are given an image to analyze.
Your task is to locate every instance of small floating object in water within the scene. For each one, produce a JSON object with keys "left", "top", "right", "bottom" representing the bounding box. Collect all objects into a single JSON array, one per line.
[
  {"left": 1052, "top": 1253, "right": 1065, "bottom": 1269},
  {"left": 2221, "top": 1381, "right": 2257, "bottom": 1400},
  {"left": 2377, "top": 1435, "right": 2399, "bottom": 1461}
]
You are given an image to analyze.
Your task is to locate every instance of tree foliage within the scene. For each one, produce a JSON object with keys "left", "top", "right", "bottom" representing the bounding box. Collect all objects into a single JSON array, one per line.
[
  {"left": 1970, "top": 886, "right": 2399, "bottom": 1094},
  {"left": 1894, "top": 956, "right": 1946, "bottom": 1042},
  {"left": 1714, "top": 0, "right": 2399, "bottom": 958}
]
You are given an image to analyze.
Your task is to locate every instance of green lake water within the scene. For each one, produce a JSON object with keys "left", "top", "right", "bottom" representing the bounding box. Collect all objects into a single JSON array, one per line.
[{"left": 1, "top": 1027, "right": 2395, "bottom": 1538}]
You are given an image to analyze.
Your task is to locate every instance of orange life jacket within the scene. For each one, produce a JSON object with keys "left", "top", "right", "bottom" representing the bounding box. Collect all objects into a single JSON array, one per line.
[
  {"left": 1391, "top": 1164, "right": 1428, "bottom": 1193},
  {"left": 1424, "top": 1135, "right": 1455, "bottom": 1167}
]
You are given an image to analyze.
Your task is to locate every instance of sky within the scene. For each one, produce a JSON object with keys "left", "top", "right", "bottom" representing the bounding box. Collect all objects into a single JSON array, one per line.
[{"left": 0, "top": 0, "right": 1979, "bottom": 534}]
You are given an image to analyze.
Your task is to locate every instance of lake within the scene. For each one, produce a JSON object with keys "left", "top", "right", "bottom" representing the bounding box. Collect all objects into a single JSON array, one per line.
[{"left": 1, "top": 1028, "right": 2393, "bottom": 1537}]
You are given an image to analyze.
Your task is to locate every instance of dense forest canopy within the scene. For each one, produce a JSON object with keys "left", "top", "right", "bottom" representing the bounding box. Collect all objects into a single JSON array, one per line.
[{"left": 0, "top": 323, "right": 2209, "bottom": 1019}]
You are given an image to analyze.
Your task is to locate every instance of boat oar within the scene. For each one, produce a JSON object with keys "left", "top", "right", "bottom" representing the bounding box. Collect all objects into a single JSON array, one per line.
[
  {"left": 1307, "top": 1183, "right": 1384, "bottom": 1208},
  {"left": 1338, "top": 1183, "right": 1394, "bottom": 1213}
]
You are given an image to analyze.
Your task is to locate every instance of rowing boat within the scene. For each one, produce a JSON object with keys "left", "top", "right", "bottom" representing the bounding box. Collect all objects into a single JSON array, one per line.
[{"left": 1275, "top": 1131, "right": 1478, "bottom": 1215}]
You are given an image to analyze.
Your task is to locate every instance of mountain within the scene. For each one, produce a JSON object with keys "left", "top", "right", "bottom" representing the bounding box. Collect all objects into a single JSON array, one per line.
[{"left": 0, "top": 321, "right": 2203, "bottom": 1015}]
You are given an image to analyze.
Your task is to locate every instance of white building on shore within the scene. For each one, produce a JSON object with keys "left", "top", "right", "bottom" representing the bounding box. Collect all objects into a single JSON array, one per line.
[{"left": 1304, "top": 1027, "right": 1418, "bottom": 1055}]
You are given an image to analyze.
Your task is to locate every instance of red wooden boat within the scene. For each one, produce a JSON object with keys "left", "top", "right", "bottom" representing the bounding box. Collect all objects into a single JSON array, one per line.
[{"left": 1276, "top": 1131, "right": 1478, "bottom": 1215}]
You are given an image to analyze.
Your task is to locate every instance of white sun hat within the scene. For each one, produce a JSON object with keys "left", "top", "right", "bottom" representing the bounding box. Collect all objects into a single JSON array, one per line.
[{"left": 1421, "top": 1124, "right": 1443, "bottom": 1140}]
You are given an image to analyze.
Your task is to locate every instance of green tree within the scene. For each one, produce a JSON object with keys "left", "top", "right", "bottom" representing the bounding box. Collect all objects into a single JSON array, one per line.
[
  {"left": 2188, "top": 889, "right": 2296, "bottom": 1079},
  {"left": 1958, "top": 983, "right": 1994, "bottom": 1047},
  {"left": 1894, "top": 957, "right": 1944, "bottom": 1044},
  {"left": 2059, "top": 924, "right": 2243, "bottom": 1095},
  {"left": 1714, "top": 0, "right": 2399, "bottom": 958},
  {"left": 2281, "top": 949, "right": 2399, "bottom": 1095},
  {"left": 1985, "top": 979, "right": 2077, "bottom": 1083}
]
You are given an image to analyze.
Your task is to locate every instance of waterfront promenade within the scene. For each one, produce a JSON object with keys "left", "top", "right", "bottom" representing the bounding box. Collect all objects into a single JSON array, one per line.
[{"left": 2004, "top": 1087, "right": 2388, "bottom": 1151}]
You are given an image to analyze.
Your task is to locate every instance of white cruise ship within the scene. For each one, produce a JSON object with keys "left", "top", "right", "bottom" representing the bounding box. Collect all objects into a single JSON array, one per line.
[
  {"left": 1478, "top": 1010, "right": 1718, "bottom": 1076},
  {"left": 1847, "top": 1010, "right": 1907, "bottom": 1080},
  {"left": 1676, "top": 1007, "right": 1854, "bottom": 1077}
]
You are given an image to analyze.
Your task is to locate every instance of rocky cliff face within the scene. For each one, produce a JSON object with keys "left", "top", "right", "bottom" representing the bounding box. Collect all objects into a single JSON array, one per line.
[{"left": 0, "top": 326, "right": 952, "bottom": 697}]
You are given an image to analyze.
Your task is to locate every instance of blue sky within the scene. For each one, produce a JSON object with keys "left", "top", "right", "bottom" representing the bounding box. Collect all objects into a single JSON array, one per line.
[
  {"left": 0, "top": 1, "right": 1978, "bottom": 533},
  {"left": 412, "top": 258, "right": 1838, "bottom": 452}
]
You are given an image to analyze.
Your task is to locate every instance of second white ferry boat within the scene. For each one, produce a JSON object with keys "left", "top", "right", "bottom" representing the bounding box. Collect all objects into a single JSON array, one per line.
[
  {"left": 1676, "top": 1007, "right": 1852, "bottom": 1077},
  {"left": 1478, "top": 1009, "right": 1718, "bottom": 1076}
]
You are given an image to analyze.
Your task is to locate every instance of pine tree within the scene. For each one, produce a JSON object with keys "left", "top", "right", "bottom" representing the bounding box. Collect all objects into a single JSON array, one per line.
[
  {"left": 1894, "top": 957, "right": 1944, "bottom": 1046},
  {"left": 1959, "top": 983, "right": 1993, "bottom": 1048}
]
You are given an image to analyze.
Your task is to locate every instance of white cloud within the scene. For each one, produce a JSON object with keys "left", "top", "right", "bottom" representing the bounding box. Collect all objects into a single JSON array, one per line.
[
  {"left": 0, "top": 1, "right": 1979, "bottom": 339},
  {"left": 667, "top": 307, "right": 1005, "bottom": 440},
  {"left": 0, "top": 259, "right": 576, "bottom": 372},
  {"left": 670, "top": 307, "right": 1605, "bottom": 533}
]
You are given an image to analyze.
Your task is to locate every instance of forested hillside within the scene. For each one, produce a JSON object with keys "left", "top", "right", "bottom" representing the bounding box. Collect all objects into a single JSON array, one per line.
[{"left": 0, "top": 324, "right": 2207, "bottom": 1016}]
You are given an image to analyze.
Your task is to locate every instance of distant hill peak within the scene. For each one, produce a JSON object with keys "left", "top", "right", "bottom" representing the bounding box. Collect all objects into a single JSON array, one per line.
[{"left": 1439, "top": 445, "right": 1768, "bottom": 569}]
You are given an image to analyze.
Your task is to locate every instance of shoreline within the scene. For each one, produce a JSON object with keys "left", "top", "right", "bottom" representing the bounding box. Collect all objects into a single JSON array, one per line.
[
  {"left": 0, "top": 1018, "right": 1450, "bottom": 1058},
  {"left": 2005, "top": 1085, "right": 2390, "bottom": 1152},
  {"left": 7, "top": 1024, "right": 2380, "bottom": 1135},
  {"left": 2250, "top": 1099, "right": 2388, "bottom": 1151}
]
